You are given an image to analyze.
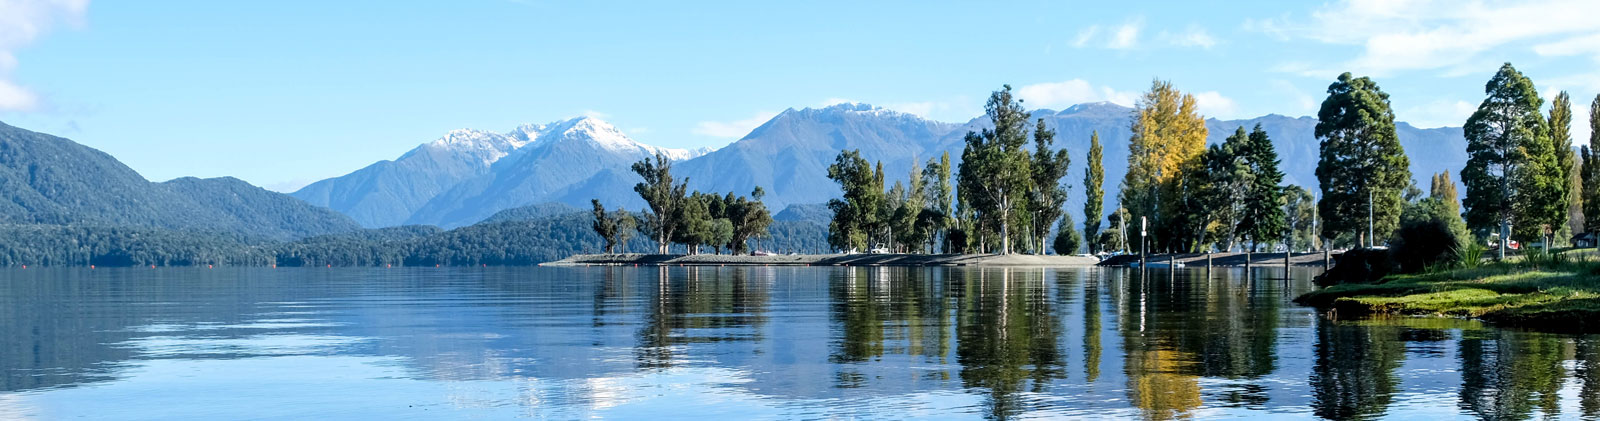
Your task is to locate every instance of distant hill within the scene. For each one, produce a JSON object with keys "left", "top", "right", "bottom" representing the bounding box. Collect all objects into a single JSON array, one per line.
[
  {"left": 0, "top": 121, "right": 359, "bottom": 241},
  {"left": 774, "top": 203, "right": 832, "bottom": 226},
  {"left": 481, "top": 202, "right": 581, "bottom": 223}
]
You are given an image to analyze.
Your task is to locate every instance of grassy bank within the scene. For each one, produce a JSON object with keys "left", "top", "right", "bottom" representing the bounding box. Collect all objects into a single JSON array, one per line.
[{"left": 1296, "top": 253, "right": 1600, "bottom": 332}]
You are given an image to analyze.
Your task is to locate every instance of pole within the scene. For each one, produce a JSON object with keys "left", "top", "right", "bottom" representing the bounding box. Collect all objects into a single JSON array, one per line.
[
  {"left": 1140, "top": 216, "right": 1148, "bottom": 268},
  {"left": 1367, "top": 190, "right": 1374, "bottom": 248}
]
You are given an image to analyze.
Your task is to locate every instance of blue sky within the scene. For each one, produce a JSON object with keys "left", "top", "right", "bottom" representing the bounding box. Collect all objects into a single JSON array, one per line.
[{"left": 2, "top": 0, "right": 1598, "bottom": 191}]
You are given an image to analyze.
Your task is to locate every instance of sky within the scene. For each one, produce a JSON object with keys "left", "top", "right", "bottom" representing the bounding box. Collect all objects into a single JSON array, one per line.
[{"left": 2, "top": 0, "right": 1599, "bottom": 192}]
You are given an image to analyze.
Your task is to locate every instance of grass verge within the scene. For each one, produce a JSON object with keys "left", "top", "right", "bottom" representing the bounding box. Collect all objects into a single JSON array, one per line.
[{"left": 1295, "top": 256, "right": 1600, "bottom": 333}]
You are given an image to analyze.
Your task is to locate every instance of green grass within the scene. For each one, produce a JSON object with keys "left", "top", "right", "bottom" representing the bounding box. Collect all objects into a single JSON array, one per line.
[{"left": 1296, "top": 256, "right": 1600, "bottom": 332}]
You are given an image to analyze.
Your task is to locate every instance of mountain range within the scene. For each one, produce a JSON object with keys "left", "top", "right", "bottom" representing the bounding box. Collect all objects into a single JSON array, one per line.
[
  {"left": 292, "top": 117, "right": 708, "bottom": 228},
  {"left": 293, "top": 101, "right": 1463, "bottom": 231},
  {"left": 0, "top": 121, "right": 359, "bottom": 241}
]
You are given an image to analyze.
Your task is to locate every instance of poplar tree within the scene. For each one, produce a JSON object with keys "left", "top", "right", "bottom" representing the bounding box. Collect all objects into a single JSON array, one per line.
[
  {"left": 1120, "top": 79, "right": 1208, "bottom": 252},
  {"left": 1551, "top": 91, "right": 1579, "bottom": 242},
  {"left": 922, "top": 153, "right": 954, "bottom": 252},
  {"left": 1430, "top": 171, "right": 1459, "bottom": 212},
  {"left": 1584, "top": 95, "right": 1600, "bottom": 241},
  {"left": 1028, "top": 118, "right": 1071, "bottom": 254},
  {"left": 958, "top": 85, "right": 1034, "bottom": 255},
  {"left": 1238, "top": 124, "right": 1286, "bottom": 253},
  {"left": 1462, "top": 63, "right": 1560, "bottom": 257},
  {"left": 1314, "top": 73, "right": 1410, "bottom": 248},
  {"left": 1083, "top": 131, "right": 1104, "bottom": 253}
]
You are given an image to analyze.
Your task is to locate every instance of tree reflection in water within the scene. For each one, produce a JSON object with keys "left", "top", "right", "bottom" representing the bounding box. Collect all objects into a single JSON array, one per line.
[{"left": 1457, "top": 329, "right": 1568, "bottom": 420}]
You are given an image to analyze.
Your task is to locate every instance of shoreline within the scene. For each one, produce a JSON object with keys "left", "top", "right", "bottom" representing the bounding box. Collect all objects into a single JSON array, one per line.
[
  {"left": 543, "top": 253, "right": 1101, "bottom": 267},
  {"left": 1294, "top": 262, "right": 1600, "bottom": 333}
]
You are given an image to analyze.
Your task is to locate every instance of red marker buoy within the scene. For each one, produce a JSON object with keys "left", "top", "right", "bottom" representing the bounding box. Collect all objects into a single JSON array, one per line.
[
  {"left": 208, "top": 265, "right": 213, "bottom": 269},
  {"left": 90, "top": 265, "right": 95, "bottom": 269}
]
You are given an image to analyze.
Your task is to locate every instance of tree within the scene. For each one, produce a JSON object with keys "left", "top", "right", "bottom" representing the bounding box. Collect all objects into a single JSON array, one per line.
[
  {"left": 1430, "top": 171, "right": 1460, "bottom": 211},
  {"left": 590, "top": 199, "right": 636, "bottom": 253},
  {"left": 827, "top": 150, "right": 882, "bottom": 252},
  {"left": 1120, "top": 79, "right": 1208, "bottom": 252},
  {"left": 1238, "top": 124, "right": 1286, "bottom": 253},
  {"left": 958, "top": 85, "right": 1034, "bottom": 255},
  {"left": 1028, "top": 118, "right": 1071, "bottom": 254},
  {"left": 632, "top": 153, "right": 688, "bottom": 253},
  {"left": 1315, "top": 72, "right": 1410, "bottom": 249},
  {"left": 1284, "top": 186, "right": 1318, "bottom": 252},
  {"left": 1586, "top": 95, "right": 1600, "bottom": 238},
  {"left": 895, "top": 164, "right": 929, "bottom": 252},
  {"left": 1052, "top": 214, "right": 1081, "bottom": 255},
  {"left": 1462, "top": 63, "right": 1559, "bottom": 258},
  {"left": 1083, "top": 131, "right": 1104, "bottom": 254},
  {"left": 726, "top": 187, "right": 772, "bottom": 255},
  {"left": 921, "top": 152, "right": 954, "bottom": 252},
  {"left": 674, "top": 193, "right": 715, "bottom": 254},
  {"left": 709, "top": 218, "right": 734, "bottom": 254},
  {"left": 1552, "top": 92, "right": 1579, "bottom": 243}
]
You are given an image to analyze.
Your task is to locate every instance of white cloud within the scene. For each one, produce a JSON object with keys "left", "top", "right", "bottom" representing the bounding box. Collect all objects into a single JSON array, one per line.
[
  {"left": 1398, "top": 99, "right": 1478, "bottom": 129},
  {"left": 1161, "top": 25, "right": 1217, "bottom": 49},
  {"left": 581, "top": 109, "right": 610, "bottom": 119},
  {"left": 1016, "top": 79, "right": 1138, "bottom": 109},
  {"left": 1251, "top": 0, "right": 1600, "bottom": 76},
  {"left": 1573, "top": 101, "right": 1593, "bottom": 147},
  {"left": 693, "top": 111, "right": 778, "bottom": 139},
  {"left": 0, "top": 0, "right": 88, "bottom": 111},
  {"left": 1068, "top": 17, "right": 1144, "bottom": 50},
  {"left": 883, "top": 101, "right": 947, "bottom": 118},
  {"left": 1108, "top": 18, "right": 1142, "bottom": 49},
  {"left": 1072, "top": 26, "right": 1099, "bottom": 47},
  {"left": 1192, "top": 91, "right": 1239, "bottom": 118}
]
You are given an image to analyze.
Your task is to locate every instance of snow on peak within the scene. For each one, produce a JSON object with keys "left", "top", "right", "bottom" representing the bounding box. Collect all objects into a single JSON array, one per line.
[
  {"left": 514, "top": 115, "right": 709, "bottom": 161},
  {"left": 425, "top": 129, "right": 525, "bottom": 166}
]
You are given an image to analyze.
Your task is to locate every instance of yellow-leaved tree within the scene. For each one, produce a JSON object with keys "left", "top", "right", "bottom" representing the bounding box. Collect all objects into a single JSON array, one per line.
[{"left": 1119, "top": 79, "right": 1208, "bottom": 253}]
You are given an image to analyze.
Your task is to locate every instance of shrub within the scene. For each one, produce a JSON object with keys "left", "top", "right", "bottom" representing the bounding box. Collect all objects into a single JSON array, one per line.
[{"left": 1389, "top": 198, "right": 1469, "bottom": 273}]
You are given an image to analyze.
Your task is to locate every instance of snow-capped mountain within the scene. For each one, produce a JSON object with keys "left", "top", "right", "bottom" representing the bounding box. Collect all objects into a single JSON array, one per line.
[{"left": 293, "top": 116, "right": 705, "bottom": 228}]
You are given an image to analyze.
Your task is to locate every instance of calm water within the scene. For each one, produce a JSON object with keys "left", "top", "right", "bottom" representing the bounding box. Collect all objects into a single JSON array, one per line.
[{"left": 2, "top": 266, "right": 1598, "bottom": 420}]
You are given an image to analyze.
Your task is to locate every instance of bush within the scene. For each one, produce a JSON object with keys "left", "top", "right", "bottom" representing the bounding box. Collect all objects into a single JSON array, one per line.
[
  {"left": 1313, "top": 247, "right": 1398, "bottom": 287},
  {"left": 1389, "top": 198, "right": 1469, "bottom": 273}
]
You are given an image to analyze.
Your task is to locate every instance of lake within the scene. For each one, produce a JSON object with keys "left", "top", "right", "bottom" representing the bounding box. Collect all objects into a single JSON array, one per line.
[{"left": 2, "top": 266, "right": 1598, "bottom": 420}]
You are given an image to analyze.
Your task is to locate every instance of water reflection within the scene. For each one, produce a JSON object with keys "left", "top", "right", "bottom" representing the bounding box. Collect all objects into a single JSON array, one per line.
[{"left": 2, "top": 266, "right": 1599, "bottom": 419}]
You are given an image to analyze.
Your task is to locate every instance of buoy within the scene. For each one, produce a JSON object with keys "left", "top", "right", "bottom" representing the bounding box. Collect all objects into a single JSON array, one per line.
[
  {"left": 208, "top": 264, "right": 213, "bottom": 269},
  {"left": 150, "top": 265, "right": 156, "bottom": 269},
  {"left": 482, "top": 264, "right": 487, "bottom": 268},
  {"left": 435, "top": 264, "right": 440, "bottom": 268},
  {"left": 90, "top": 265, "right": 95, "bottom": 269},
  {"left": 387, "top": 264, "right": 391, "bottom": 268},
  {"left": 327, "top": 264, "right": 331, "bottom": 268},
  {"left": 20, "top": 265, "right": 24, "bottom": 269},
  {"left": 271, "top": 264, "right": 276, "bottom": 268}
]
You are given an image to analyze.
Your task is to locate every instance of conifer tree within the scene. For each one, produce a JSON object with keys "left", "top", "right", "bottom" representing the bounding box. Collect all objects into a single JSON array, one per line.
[
  {"left": 1314, "top": 73, "right": 1410, "bottom": 248},
  {"left": 1052, "top": 214, "right": 1081, "bottom": 255},
  {"left": 1028, "top": 118, "right": 1071, "bottom": 254},
  {"left": 1238, "top": 124, "right": 1286, "bottom": 253},
  {"left": 1462, "top": 63, "right": 1560, "bottom": 257},
  {"left": 958, "top": 85, "right": 1034, "bottom": 254}
]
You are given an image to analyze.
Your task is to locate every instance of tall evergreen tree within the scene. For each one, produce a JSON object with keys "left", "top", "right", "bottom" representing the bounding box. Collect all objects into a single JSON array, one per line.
[
  {"left": 591, "top": 199, "right": 619, "bottom": 253},
  {"left": 1052, "top": 214, "right": 1082, "bottom": 255},
  {"left": 1120, "top": 79, "right": 1208, "bottom": 252},
  {"left": 1083, "top": 131, "right": 1104, "bottom": 254},
  {"left": 1203, "top": 129, "right": 1250, "bottom": 251},
  {"left": 1028, "top": 118, "right": 1071, "bottom": 254},
  {"left": 958, "top": 85, "right": 1034, "bottom": 255},
  {"left": 1314, "top": 72, "right": 1410, "bottom": 248},
  {"left": 632, "top": 152, "right": 688, "bottom": 253},
  {"left": 1238, "top": 124, "right": 1286, "bottom": 253},
  {"left": 1462, "top": 63, "right": 1560, "bottom": 257}
]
